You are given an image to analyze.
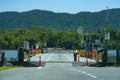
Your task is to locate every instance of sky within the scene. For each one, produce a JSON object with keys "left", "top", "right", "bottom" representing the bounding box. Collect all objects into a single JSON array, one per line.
[{"left": 0, "top": 0, "right": 120, "bottom": 13}]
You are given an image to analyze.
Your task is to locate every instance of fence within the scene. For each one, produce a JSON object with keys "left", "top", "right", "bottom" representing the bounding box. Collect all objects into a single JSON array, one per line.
[{"left": 96, "top": 49, "right": 120, "bottom": 67}]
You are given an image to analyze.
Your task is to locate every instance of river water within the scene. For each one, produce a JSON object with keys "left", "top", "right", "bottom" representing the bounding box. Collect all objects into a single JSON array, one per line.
[
  {"left": 3, "top": 50, "right": 18, "bottom": 60},
  {"left": 3, "top": 49, "right": 117, "bottom": 60}
]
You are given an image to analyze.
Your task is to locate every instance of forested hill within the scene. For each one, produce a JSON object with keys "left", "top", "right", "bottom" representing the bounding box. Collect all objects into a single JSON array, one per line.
[{"left": 0, "top": 8, "right": 120, "bottom": 30}]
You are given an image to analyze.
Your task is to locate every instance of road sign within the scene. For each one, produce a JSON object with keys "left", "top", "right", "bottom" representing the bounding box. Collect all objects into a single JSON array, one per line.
[{"left": 24, "top": 41, "right": 29, "bottom": 50}]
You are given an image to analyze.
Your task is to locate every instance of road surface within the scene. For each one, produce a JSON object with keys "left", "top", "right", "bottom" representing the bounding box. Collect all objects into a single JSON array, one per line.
[{"left": 0, "top": 53, "right": 120, "bottom": 80}]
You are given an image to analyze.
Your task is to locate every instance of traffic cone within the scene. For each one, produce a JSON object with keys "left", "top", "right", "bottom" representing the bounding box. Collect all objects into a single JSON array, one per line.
[{"left": 78, "top": 55, "right": 80, "bottom": 62}]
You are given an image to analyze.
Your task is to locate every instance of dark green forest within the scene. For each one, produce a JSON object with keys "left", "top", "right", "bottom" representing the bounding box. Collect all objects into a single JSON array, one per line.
[
  {"left": 0, "top": 8, "right": 120, "bottom": 30},
  {"left": 0, "top": 26, "right": 120, "bottom": 50},
  {"left": 0, "top": 26, "right": 80, "bottom": 49}
]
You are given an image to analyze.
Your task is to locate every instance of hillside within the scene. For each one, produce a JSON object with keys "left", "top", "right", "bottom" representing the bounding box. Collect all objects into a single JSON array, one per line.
[{"left": 0, "top": 8, "right": 120, "bottom": 30}]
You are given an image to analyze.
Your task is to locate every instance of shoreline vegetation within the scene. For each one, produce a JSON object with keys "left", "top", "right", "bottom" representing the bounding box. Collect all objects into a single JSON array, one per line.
[{"left": 0, "top": 26, "right": 120, "bottom": 50}]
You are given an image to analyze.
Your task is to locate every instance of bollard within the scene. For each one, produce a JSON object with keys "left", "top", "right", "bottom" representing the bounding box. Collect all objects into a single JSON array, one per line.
[
  {"left": 86, "top": 58, "right": 89, "bottom": 66},
  {"left": 39, "top": 56, "right": 42, "bottom": 66},
  {"left": 0, "top": 52, "right": 5, "bottom": 67},
  {"left": 78, "top": 55, "right": 80, "bottom": 62}
]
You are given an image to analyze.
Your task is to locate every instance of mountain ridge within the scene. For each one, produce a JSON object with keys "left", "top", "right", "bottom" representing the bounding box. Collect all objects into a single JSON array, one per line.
[{"left": 0, "top": 8, "right": 120, "bottom": 30}]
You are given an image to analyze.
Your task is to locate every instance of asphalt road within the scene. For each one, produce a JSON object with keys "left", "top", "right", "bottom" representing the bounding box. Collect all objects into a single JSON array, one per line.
[{"left": 0, "top": 53, "right": 120, "bottom": 80}]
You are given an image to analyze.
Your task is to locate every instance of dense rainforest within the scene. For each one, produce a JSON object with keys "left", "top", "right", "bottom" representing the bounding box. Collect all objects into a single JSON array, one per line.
[
  {"left": 0, "top": 8, "right": 120, "bottom": 30},
  {"left": 0, "top": 26, "right": 120, "bottom": 50},
  {"left": 0, "top": 8, "right": 120, "bottom": 50}
]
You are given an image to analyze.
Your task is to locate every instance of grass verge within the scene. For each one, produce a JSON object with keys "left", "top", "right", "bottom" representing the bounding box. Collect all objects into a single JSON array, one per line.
[{"left": 0, "top": 66, "right": 22, "bottom": 71}]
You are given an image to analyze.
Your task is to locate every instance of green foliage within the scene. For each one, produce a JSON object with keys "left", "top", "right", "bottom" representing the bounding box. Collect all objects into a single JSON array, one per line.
[
  {"left": 97, "top": 25, "right": 120, "bottom": 49},
  {"left": 0, "top": 27, "right": 83, "bottom": 49},
  {"left": 0, "top": 25, "right": 120, "bottom": 50}
]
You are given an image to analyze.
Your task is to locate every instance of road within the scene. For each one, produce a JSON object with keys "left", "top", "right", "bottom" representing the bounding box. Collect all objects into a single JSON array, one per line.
[{"left": 0, "top": 53, "right": 120, "bottom": 80}]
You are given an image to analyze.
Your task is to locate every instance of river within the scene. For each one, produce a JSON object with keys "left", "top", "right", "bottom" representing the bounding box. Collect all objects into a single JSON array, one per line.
[
  {"left": 3, "top": 50, "right": 18, "bottom": 60},
  {"left": 3, "top": 49, "right": 117, "bottom": 60}
]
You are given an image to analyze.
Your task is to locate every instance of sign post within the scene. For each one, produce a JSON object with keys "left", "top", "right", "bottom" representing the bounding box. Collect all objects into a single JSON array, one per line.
[
  {"left": 0, "top": 52, "right": 5, "bottom": 67},
  {"left": 116, "top": 49, "right": 120, "bottom": 67},
  {"left": 23, "top": 41, "right": 30, "bottom": 62}
]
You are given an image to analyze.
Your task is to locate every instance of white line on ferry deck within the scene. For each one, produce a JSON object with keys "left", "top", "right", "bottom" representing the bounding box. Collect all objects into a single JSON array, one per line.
[
  {"left": 47, "top": 54, "right": 53, "bottom": 61},
  {"left": 65, "top": 54, "right": 71, "bottom": 61}
]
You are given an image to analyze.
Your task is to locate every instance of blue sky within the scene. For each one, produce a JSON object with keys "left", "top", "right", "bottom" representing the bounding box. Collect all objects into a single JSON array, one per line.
[{"left": 0, "top": 0, "right": 120, "bottom": 13}]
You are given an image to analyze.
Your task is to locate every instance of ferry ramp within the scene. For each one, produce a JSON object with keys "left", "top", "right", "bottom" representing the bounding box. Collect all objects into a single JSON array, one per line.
[{"left": 30, "top": 52, "right": 96, "bottom": 67}]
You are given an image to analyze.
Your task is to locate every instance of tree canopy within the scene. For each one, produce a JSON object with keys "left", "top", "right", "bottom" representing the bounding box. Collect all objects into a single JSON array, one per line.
[{"left": 0, "top": 25, "right": 120, "bottom": 50}]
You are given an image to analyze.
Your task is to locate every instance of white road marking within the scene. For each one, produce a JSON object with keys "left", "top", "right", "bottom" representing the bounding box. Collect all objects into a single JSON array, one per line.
[
  {"left": 90, "top": 75, "right": 98, "bottom": 79},
  {"left": 68, "top": 68, "right": 98, "bottom": 79},
  {"left": 86, "top": 73, "right": 97, "bottom": 79},
  {"left": 38, "top": 67, "right": 42, "bottom": 69},
  {"left": 86, "top": 73, "right": 91, "bottom": 76},
  {"left": 82, "top": 71, "right": 86, "bottom": 74},
  {"left": 73, "top": 69, "right": 78, "bottom": 72},
  {"left": 77, "top": 70, "right": 82, "bottom": 73}
]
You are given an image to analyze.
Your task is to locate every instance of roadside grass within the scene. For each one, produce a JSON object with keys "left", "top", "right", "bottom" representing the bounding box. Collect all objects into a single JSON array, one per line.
[{"left": 0, "top": 66, "right": 22, "bottom": 71}]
